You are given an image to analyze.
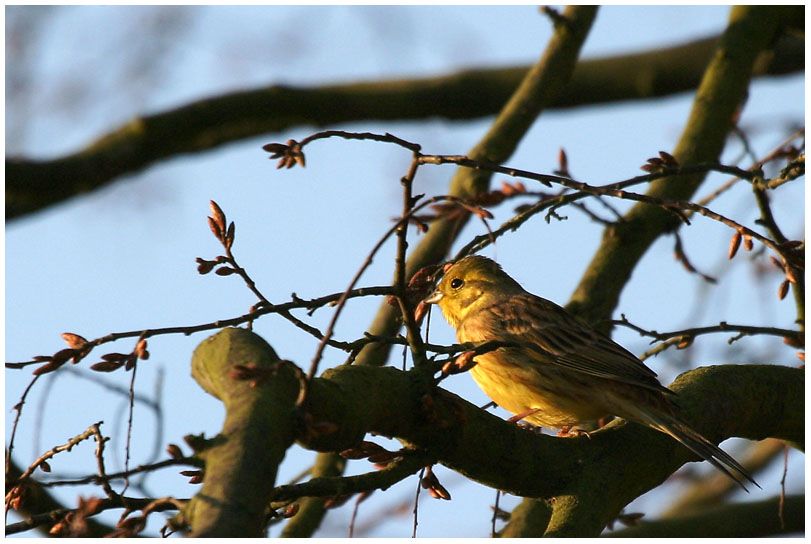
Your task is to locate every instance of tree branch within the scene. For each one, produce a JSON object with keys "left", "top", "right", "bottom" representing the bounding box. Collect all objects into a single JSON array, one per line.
[
  {"left": 567, "top": 5, "right": 799, "bottom": 328},
  {"left": 5, "top": 28, "right": 802, "bottom": 221},
  {"left": 182, "top": 328, "right": 300, "bottom": 537},
  {"left": 605, "top": 495, "right": 804, "bottom": 538},
  {"left": 190, "top": 328, "right": 803, "bottom": 537}
]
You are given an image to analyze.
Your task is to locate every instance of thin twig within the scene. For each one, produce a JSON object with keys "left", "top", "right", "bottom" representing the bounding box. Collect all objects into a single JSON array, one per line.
[
  {"left": 5, "top": 373, "right": 42, "bottom": 516},
  {"left": 299, "top": 130, "right": 422, "bottom": 154},
  {"left": 611, "top": 315, "right": 802, "bottom": 360},
  {"left": 10, "top": 421, "right": 103, "bottom": 485},
  {"left": 90, "top": 422, "right": 118, "bottom": 500},
  {"left": 673, "top": 232, "right": 717, "bottom": 283},
  {"left": 412, "top": 466, "right": 426, "bottom": 538},
  {"left": 613, "top": 316, "right": 802, "bottom": 343},
  {"left": 420, "top": 152, "right": 799, "bottom": 270},
  {"left": 5, "top": 287, "right": 396, "bottom": 371},
  {"left": 777, "top": 443, "right": 789, "bottom": 530},
  {"left": 40, "top": 456, "right": 201, "bottom": 488},
  {"left": 269, "top": 450, "right": 431, "bottom": 504},
  {"left": 392, "top": 151, "right": 430, "bottom": 366},
  {"left": 491, "top": 489, "right": 501, "bottom": 537},
  {"left": 121, "top": 346, "right": 140, "bottom": 496}
]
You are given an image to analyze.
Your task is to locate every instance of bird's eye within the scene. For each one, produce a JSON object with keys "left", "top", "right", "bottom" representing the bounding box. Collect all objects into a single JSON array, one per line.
[{"left": 450, "top": 278, "right": 464, "bottom": 289}]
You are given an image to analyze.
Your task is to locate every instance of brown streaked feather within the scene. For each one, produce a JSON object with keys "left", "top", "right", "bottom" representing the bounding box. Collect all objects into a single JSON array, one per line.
[{"left": 459, "top": 292, "right": 672, "bottom": 395}]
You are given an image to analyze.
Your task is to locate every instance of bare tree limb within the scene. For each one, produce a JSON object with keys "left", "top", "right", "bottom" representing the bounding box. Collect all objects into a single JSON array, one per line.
[
  {"left": 5, "top": 27, "right": 802, "bottom": 221},
  {"left": 605, "top": 495, "right": 804, "bottom": 538}
]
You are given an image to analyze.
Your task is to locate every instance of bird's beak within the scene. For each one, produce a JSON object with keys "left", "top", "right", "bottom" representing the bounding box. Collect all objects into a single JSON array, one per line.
[{"left": 423, "top": 289, "right": 443, "bottom": 305}]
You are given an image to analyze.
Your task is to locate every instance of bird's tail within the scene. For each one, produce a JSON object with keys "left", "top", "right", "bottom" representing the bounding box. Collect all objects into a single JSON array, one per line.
[{"left": 628, "top": 407, "right": 759, "bottom": 490}]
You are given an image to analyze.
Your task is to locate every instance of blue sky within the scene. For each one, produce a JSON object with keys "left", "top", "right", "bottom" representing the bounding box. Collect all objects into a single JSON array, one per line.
[{"left": 5, "top": 5, "right": 805, "bottom": 537}]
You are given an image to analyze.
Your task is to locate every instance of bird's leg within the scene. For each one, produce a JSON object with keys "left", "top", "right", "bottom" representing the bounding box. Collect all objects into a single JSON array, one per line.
[
  {"left": 507, "top": 408, "right": 542, "bottom": 423},
  {"left": 557, "top": 426, "right": 591, "bottom": 439}
]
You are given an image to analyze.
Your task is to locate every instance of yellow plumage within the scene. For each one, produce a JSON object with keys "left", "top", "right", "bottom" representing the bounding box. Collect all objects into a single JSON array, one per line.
[{"left": 424, "top": 255, "right": 756, "bottom": 488}]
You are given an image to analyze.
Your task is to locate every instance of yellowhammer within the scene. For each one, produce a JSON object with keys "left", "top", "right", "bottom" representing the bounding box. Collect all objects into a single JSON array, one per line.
[{"left": 424, "top": 255, "right": 756, "bottom": 488}]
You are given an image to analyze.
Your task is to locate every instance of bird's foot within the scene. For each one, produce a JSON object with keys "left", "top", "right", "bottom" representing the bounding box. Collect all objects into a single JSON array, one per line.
[{"left": 557, "top": 426, "right": 591, "bottom": 439}]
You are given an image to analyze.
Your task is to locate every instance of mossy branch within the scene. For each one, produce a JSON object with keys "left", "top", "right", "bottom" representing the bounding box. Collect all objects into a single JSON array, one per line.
[
  {"left": 188, "top": 328, "right": 803, "bottom": 537},
  {"left": 183, "top": 328, "right": 300, "bottom": 537},
  {"left": 605, "top": 495, "right": 804, "bottom": 538}
]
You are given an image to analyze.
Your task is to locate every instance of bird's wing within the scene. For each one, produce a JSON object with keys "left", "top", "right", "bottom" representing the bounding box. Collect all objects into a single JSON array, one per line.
[{"left": 465, "top": 293, "right": 672, "bottom": 394}]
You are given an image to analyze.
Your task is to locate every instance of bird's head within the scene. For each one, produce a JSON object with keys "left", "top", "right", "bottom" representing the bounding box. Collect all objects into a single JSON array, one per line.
[{"left": 423, "top": 255, "right": 523, "bottom": 327}]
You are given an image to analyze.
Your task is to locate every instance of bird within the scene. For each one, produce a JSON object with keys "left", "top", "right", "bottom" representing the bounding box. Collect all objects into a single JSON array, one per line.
[{"left": 423, "top": 254, "right": 756, "bottom": 489}]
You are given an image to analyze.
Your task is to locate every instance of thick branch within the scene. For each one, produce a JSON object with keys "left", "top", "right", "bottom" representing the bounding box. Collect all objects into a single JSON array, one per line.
[
  {"left": 5, "top": 29, "right": 802, "bottom": 221},
  {"left": 183, "top": 328, "right": 300, "bottom": 537},
  {"left": 605, "top": 495, "right": 804, "bottom": 538},
  {"left": 540, "top": 363, "right": 804, "bottom": 537},
  {"left": 188, "top": 327, "right": 803, "bottom": 537}
]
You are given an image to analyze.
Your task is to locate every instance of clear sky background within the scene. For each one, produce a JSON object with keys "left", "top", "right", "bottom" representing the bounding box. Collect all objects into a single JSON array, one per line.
[{"left": 5, "top": 5, "right": 805, "bottom": 537}]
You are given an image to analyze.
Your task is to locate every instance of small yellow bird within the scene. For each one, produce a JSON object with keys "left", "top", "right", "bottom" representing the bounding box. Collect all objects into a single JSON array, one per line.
[{"left": 424, "top": 255, "right": 755, "bottom": 488}]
